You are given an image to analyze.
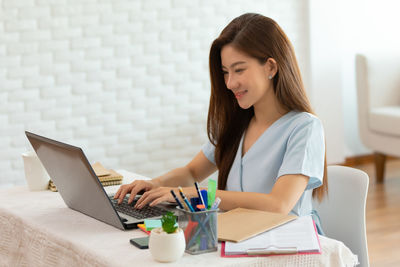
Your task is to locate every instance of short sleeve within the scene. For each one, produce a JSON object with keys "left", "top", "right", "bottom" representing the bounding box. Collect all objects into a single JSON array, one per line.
[
  {"left": 201, "top": 139, "right": 216, "bottom": 165},
  {"left": 277, "top": 117, "right": 325, "bottom": 190}
]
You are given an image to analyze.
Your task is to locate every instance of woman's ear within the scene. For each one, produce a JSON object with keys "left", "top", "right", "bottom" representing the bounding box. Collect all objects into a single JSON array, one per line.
[{"left": 265, "top": 58, "right": 278, "bottom": 78}]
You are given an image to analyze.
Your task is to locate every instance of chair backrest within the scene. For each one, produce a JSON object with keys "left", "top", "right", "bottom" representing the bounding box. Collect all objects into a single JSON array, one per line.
[
  {"left": 313, "top": 165, "right": 369, "bottom": 267},
  {"left": 356, "top": 53, "right": 400, "bottom": 110}
]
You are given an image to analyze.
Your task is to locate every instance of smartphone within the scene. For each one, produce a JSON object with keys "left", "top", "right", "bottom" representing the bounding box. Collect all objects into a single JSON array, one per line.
[{"left": 130, "top": 236, "right": 149, "bottom": 249}]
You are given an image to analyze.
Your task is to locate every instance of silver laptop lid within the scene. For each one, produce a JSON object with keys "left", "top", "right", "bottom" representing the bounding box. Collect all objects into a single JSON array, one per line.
[{"left": 25, "top": 131, "right": 125, "bottom": 230}]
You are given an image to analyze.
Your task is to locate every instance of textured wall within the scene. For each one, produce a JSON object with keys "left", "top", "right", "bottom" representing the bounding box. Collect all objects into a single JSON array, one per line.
[{"left": 0, "top": 0, "right": 308, "bottom": 188}]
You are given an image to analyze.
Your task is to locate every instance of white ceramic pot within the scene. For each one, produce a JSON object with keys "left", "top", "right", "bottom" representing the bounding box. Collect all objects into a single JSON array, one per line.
[{"left": 149, "top": 227, "right": 185, "bottom": 262}]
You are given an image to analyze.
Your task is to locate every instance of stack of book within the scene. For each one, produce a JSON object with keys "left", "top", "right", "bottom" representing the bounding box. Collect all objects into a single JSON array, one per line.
[
  {"left": 48, "top": 180, "right": 57, "bottom": 192},
  {"left": 48, "top": 162, "right": 123, "bottom": 192}
]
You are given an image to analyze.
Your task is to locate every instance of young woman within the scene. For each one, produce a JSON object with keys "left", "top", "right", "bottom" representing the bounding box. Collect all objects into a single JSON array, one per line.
[{"left": 115, "top": 13, "right": 327, "bottom": 234}]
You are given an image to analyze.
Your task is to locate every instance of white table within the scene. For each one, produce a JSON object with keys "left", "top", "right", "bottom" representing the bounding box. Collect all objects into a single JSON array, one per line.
[{"left": 0, "top": 170, "right": 358, "bottom": 266}]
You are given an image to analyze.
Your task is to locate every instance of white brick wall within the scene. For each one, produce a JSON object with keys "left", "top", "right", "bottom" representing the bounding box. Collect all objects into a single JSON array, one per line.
[{"left": 0, "top": 0, "right": 309, "bottom": 188}]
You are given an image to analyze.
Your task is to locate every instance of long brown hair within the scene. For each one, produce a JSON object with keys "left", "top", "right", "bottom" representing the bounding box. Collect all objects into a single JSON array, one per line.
[{"left": 207, "top": 13, "right": 328, "bottom": 201}]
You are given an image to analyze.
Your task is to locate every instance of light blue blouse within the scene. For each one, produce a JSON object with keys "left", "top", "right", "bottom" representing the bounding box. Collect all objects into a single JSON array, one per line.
[{"left": 202, "top": 111, "right": 325, "bottom": 233}]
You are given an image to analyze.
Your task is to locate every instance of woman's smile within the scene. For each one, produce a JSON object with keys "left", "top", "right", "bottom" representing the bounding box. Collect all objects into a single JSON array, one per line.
[{"left": 234, "top": 90, "right": 248, "bottom": 99}]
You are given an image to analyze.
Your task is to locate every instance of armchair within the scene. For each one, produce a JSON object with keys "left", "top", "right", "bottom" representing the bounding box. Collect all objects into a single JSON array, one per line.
[{"left": 355, "top": 53, "right": 400, "bottom": 182}]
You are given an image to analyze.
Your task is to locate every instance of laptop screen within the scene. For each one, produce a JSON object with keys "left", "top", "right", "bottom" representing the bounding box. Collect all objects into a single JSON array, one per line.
[{"left": 25, "top": 131, "right": 125, "bottom": 230}]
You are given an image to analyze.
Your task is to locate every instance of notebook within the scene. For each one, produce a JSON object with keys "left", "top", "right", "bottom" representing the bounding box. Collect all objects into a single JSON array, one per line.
[
  {"left": 223, "top": 215, "right": 321, "bottom": 256},
  {"left": 218, "top": 208, "right": 297, "bottom": 242},
  {"left": 91, "top": 162, "right": 111, "bottom": 177},
  {"left": 25, "top": 131, "right": 178, "bottom": 230},
  {"left": 48, "top": 163, "right": 123, "bottom": 191},
  {"left": 92, "top": 162, "right": 123, "bottom": 182}
]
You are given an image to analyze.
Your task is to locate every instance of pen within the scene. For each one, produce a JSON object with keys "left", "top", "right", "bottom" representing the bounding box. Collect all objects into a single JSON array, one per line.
[
  {"left": 211, "top": 197, "right": 221, "bottom": 210},
  {"left": 194, "top": 182, "right": 206, "bottom": 208},
  {"left": 170, "top": 189, "right": 185, "bottom": 210},
  {"left": 178, "top": 186, "right": 195, "bottom": 212},
  {"left": 200, "top": 189, "right": 208, "bottom": 208}
]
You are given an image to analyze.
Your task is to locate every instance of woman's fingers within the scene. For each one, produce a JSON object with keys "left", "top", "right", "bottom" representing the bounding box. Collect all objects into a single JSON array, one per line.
[
  {"left": 149, "top": 194, "right": 171, "bottom": 207},
  {"left": 135, "top": 188, "right": 171, "bottom": 208},
  {"left": 128, "top": 180, "right": 155, "bottom": 204},
  {"left": 128, "top": 183, "right": 145, "bottom": 204},
  {"left": 113, "top": 187, "right": 122, "bottom": 199},
  {"left": 134, "top": 190, "right": 158, "bottom": 208},
  {"left": 114, "top": 183, "right": 131, "bottom": 199},
  {"left": 114, "top": 181, "right": 172, "bottom": 208},
  {"left": 116, "top": 184, "right": 135, "bottom": 204},
  {"left": 113, "top": 180, "right": 155, "bottom": 204}
]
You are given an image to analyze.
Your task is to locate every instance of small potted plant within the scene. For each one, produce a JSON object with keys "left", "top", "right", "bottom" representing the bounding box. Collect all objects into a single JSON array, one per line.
[{"left": 149, "top": 212, "right": 185, "bottom": 262}]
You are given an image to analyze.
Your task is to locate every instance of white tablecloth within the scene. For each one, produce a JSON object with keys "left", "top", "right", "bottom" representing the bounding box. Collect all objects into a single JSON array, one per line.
[{"left": 0, "top": 170, "right": 358, "bottom": 267}]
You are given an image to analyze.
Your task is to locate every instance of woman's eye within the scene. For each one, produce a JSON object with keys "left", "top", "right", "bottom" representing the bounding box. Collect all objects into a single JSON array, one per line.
[
  {"left": 222, "top": 71, "right": 228, "bottom": 75},
  {"left": 235, "top": 69, "right": 244, "bottom": 73}
]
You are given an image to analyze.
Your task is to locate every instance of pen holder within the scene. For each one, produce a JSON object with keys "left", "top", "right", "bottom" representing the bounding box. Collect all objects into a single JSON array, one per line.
[{"left": 177, "top": 208, "right": 218, "bottom": 255}]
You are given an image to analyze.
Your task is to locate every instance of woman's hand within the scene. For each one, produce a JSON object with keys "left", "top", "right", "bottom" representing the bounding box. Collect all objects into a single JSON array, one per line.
[
  {"left": 134, "top": 187, "right": 177, "bottom": 208},
  {"left": 114, "top": 179, "right": 159, "bottom": 204}
]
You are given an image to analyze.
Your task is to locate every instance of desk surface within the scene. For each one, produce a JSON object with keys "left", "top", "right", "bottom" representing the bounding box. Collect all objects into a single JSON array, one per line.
[{"left": 0, "top": 170, "right": 358, "bottom": 267}]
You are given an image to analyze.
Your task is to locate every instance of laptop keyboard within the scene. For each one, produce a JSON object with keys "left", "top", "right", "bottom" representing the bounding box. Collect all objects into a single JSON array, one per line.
[{"left": 108, "top": 195, "right": 166, "bottom": 220}]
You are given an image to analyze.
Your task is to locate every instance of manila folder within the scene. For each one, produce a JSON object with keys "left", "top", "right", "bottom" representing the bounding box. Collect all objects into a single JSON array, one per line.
[{"left": 218, "top": 207, "right": 297, "bottom": 243}]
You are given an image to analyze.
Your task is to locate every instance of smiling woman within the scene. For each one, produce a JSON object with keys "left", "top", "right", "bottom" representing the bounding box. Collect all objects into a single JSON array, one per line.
[
  {"left": 115, "top": 13, "right": 328, "bottom": 235},
  {"left": 221, "top": 45, "right": 277, "bottom": 110},
  {"left": 207, "top": 13, "right": 327, "bottom": 197}
]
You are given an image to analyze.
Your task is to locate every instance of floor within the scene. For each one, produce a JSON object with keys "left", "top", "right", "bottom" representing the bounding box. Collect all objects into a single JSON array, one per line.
[{"left": 351, "top": 159, "right": 400, "bottom": 267}]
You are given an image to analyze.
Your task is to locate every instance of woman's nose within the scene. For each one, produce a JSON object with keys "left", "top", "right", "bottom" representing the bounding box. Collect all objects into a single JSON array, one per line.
[{"left": 225, "top": 74, "right": 238, "bottom": 90}]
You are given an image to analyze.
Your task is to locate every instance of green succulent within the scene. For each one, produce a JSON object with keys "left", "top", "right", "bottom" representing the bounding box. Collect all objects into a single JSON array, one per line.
[{"left": 161, "top": 211, "right": 178, "bottom": 234}]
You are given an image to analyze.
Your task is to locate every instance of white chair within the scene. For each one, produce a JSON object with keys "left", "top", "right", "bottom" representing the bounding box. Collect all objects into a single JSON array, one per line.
[
  {"left": 313, "top": 165, "right": 369, "bottom": 267},
  {"left": 355, "top": 53, "right": 400, "bottom": 182}
]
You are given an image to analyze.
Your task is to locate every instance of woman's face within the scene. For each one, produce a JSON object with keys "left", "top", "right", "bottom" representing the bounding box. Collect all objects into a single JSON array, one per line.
[{"left": 221, "top": 45, "right": 274, "bottom": 110}]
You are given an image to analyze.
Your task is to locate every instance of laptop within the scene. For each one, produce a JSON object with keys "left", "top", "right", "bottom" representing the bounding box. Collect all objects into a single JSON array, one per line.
[{"left": 25, "top": 131, "right": 177, "bottom": 230}]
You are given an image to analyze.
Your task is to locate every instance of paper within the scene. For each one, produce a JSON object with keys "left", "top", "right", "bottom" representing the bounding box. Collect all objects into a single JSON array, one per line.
[
  {"left": 144, "top": 219, "right": 162, "bottom": 231},
  {"left": 224, "top": 216, "right": 320, "bottom": 255},
  {"left": 218, "top": 208, "right": 297, "bottom": 243},
  {"left": 137, "top": 224, "right": 151, "bottom": 235}
]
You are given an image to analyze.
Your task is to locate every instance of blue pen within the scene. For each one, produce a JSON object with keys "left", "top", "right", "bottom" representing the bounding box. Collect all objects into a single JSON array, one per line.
[
  {"left": 178, "top": 186, "right": 195, "bottom": 212},
  {"left": 170, "top": 189, "right": 185, "bottom": 210},
  {"left": 194, "top": 182, "right": 206, "bottom": 207},
  {"left": 200, "top": 190, "right": 208, "bottom": 208}
]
